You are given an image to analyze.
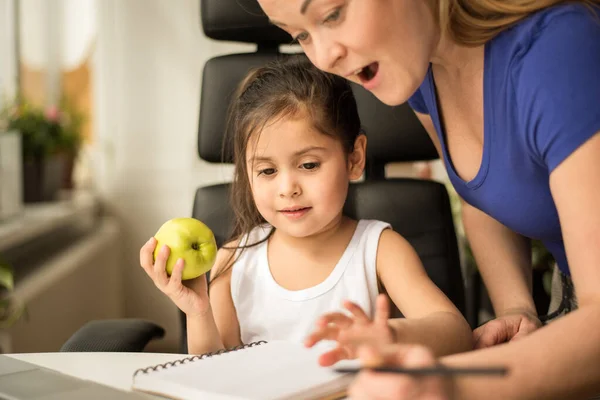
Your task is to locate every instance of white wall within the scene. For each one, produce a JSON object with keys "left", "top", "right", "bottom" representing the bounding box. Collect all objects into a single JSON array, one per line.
[
  {"left": 93, "top": 0, "right": 252, "bottom": 352},
  {"left": 0, "top": 0, "right": 17, "bottom": 108}
]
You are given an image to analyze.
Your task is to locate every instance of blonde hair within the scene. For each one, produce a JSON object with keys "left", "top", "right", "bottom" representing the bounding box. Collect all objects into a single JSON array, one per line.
[{"left": 439, "top": 0, "right": 600, "bottom": 46}]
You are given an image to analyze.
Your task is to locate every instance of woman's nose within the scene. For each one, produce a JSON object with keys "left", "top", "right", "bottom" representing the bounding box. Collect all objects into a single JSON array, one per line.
[{"left": 313, "top": 35, "right": 345, "bottom": 72}]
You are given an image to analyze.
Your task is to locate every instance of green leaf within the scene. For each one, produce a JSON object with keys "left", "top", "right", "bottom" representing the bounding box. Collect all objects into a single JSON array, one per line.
[
  {"left": 0, "top": 261, "right": 14, "bottom": 291},
  {"left": 0, "top": 298, "right": 24, "bottom": 328}
]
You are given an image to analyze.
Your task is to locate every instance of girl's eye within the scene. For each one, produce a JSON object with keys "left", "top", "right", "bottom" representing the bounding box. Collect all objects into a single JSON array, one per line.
[
  {"left": 292, "top": 32, "right": 309, "bottom": 44},
  {"left": 301, "top": 162, "right": 319, "bottom": 170},
  {"left": 258, "top": 168, "right": 276, "bottom": 176},
  {"left": 323, "top": 7, "right": 341, "bottom": 24}
]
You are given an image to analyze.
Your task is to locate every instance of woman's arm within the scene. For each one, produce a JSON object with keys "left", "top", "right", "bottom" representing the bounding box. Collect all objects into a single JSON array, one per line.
[
  {"left": 462, "top": 202, "right": 535, "bottom": 318},
  {"left": 462, "top": 201, "right": 542, "bottom": 348},
  {"left": 187, "top": 244, "right": 242, "bottom": 354},
  {"left": 377, "top": 229, "right": 473, "bottom": 356},
  {"left": 442, "top": 132, "right": 600, "bottom": 399}
]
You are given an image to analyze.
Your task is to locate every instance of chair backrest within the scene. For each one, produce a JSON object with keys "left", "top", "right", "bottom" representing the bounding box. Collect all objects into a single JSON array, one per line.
[{"left": 186, "top": 0, "right": 465, "bottom": 352}]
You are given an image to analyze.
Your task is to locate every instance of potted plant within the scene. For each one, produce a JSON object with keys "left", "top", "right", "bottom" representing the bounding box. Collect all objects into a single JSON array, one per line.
[
  {"left": 0, "top": 258, "right": 23, "bottom": 326},
  {"left": 0, "top": 257, "right": 24, "bottom": 354},
  {"left": 54, "top": 98, "right": 84, "bottom": 190},
  {"left": 0, "top": 97, "right": 84, "bottom": 202}
]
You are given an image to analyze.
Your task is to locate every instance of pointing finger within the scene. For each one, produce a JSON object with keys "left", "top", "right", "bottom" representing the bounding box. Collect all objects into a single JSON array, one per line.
[{"left": 374, "top": 294, "right": 390, "bottom": 327}]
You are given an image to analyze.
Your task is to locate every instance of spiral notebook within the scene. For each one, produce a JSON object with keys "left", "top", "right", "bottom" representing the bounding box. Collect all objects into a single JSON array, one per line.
[{"left": 131, "top": 340, "right": 353, "bottom": 400}]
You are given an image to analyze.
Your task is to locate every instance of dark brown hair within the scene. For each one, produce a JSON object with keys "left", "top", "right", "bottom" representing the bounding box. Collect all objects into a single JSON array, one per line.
[
  {"left": 210, "top": 55, "right": 361, "bottom": 282},
  {"left": 438, "top": 0, "right": 600, "bottom": 46}
]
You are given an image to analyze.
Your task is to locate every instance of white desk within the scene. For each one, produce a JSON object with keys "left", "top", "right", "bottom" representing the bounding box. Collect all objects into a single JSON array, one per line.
[{"left": 6, "top": 352, "right": 188, "bottom": 392}]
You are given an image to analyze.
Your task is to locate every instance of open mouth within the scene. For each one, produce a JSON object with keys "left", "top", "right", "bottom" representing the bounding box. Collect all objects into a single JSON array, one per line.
[{"left": 354, "top": 62, "right": 379, "bottom": 84}]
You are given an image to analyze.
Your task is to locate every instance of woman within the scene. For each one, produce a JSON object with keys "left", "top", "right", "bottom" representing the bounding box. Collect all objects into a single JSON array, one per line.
[{"left": 256, "top": 0, "right": 600, "bottom": 398}]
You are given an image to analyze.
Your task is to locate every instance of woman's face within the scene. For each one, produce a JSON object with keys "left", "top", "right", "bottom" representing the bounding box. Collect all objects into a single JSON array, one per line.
[{"left": 258, "top": 0, "right": 439, "bottom": 106}]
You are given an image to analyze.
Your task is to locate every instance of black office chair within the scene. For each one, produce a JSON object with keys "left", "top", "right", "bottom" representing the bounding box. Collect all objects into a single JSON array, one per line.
[{"left": 61, "top": 0, "right": 465, "bottom": 353}]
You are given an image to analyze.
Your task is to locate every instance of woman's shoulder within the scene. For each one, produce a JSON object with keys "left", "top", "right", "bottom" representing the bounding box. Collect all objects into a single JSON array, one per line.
[
  {"left": 499, "top": 3, "right": 599, "bottom": 56},
  {"left": 525, "top": 2, "right": 597, "bottom": 27}
]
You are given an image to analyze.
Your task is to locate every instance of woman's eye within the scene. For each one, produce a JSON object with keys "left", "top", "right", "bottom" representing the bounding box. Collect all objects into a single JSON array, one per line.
[
  {"left": 258, "top": 168, "right": 276, "bottom": 176},
  {"left": 323, "top": 7, "right": 341, "bottom": 24},
  {"left": 301, "top": 162, "right": 319, "bottom": 170},
  {"left": 293, "top": 32, "right": 309, "bottom": 43}
]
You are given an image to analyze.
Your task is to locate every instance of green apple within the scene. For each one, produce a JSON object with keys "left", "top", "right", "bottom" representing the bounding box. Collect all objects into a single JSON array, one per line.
[{"left": 153, "top": 217, "right": 218, "bottom": 280}]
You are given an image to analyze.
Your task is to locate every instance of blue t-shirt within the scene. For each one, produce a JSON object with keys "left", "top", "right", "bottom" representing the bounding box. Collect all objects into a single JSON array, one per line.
[{"left": 408, "top": 4, "right": 600, "bottom": 275}]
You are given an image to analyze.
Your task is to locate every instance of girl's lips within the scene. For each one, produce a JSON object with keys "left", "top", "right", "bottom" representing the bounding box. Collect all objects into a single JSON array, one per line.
[{"left": 279, "top": 207, "right": 311, "bottom": 220}]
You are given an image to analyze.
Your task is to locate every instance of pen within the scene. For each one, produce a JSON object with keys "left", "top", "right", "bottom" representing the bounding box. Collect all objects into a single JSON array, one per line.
[{"left": 334, "top": 366, "right": 508, "bottom": 376}]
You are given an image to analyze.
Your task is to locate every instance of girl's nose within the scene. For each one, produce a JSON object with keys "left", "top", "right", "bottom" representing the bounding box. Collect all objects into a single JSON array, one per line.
[{"left": 278, "top": 173, "right": 301, "bottom": 198}]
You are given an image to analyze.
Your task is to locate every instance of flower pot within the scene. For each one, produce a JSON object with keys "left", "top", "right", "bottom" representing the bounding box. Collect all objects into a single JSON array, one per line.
[
  {"left": 22, "top": 154, "right": 65, "bottom": 203},
  {"left": 61, "top": 152, "right": 76, "bottom": 190}
]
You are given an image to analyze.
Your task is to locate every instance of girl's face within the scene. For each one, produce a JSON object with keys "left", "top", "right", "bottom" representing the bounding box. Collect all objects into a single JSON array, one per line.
[
  {"left": 246, "top": 112, "right": 365, "bottom": 238},
  {"left": 257, "top": 0, "right": 438, "bottom": 106}
]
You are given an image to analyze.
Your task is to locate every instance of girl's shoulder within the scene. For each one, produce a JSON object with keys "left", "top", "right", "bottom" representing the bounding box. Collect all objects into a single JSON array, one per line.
[
  {"left": 355, "top": 219, "right": 392, "bottom": 235},
  {"left": 212, "top": 224, "right": 272, "bottom": 276},
  {"left": 354, "top": 219, "right": 394, "bottom": 250},
  {"left": 240, "top": 223, "right": 273, "bottom": 247}
]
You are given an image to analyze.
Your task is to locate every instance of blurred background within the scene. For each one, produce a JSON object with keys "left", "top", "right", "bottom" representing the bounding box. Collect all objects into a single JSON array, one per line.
[{"left": 0, "top": 0, "right": 553, "bottom": 354}]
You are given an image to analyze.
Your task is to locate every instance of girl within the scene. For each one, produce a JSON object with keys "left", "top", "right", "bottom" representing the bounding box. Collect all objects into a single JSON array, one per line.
[
  {"left": 139, "top": 56, "right": 472, "bottom": 365},
  {"left": 255, "top": 0, "right": 600, "bottom": 398}
]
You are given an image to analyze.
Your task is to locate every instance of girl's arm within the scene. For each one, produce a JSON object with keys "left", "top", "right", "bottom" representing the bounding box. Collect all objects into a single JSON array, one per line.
[
  {"left": 377, "top": 229, "right": 473, "bottom": 356},
  {"left": 187, "top": 244, "right": 242, "bottom": 354}
]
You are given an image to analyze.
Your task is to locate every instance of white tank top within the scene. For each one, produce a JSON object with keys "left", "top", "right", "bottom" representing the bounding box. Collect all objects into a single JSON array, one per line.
[{"left": 230, "top": 219, "right": 391, "bottom": 346}]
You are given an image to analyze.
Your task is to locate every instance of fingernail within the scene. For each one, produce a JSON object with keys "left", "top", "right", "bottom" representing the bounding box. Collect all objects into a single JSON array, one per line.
[{"left": 147, "top": 237, "right": 155, "bottom": 244}]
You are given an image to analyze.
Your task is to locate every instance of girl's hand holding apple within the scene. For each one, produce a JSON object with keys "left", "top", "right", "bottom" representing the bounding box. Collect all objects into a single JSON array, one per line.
[{"left": 139, "top": 236, "right": 212, "bottom": 318}]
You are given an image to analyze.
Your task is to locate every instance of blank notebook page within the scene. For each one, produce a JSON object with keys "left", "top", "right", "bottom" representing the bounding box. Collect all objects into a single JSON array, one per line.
[{"left": 132, "top": 341, "right": 352, "bottom": 400}]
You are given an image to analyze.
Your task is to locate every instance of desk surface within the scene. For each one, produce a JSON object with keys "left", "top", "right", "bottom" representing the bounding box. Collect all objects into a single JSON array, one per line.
[{"left": 7, "top": 352, "right": 188, "bottom": 392}]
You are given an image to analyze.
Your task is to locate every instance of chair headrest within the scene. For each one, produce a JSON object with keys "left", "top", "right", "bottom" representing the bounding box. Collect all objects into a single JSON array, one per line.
[
  {"left": 351, "top": 84, "right": 438, "bottom": 164},
  {"left": 197, "top": 53, "right": 438, "bottom": 164},
  {"left": 201, "top": 0, "right": 292, "bottom": 45}
]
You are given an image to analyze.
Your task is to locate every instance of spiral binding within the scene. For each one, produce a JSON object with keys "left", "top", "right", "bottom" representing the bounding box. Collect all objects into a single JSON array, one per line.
[{"left": 133, "top": 340, "right": 267, "bottom": 377}]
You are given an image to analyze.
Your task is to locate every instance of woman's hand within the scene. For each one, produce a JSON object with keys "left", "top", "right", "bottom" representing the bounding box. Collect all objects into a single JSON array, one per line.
[
  {"left": 472, "top": 308, "right": 541, "bottom": 349},
  {"left": 305, "top": 294, "right": 396, "bottom": 366},
  {"left": 348, "top": 344, "right": 452, "bottom": 400},
  {"left": 139, "top": 237, "right": 210, "bottom": 317}
]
